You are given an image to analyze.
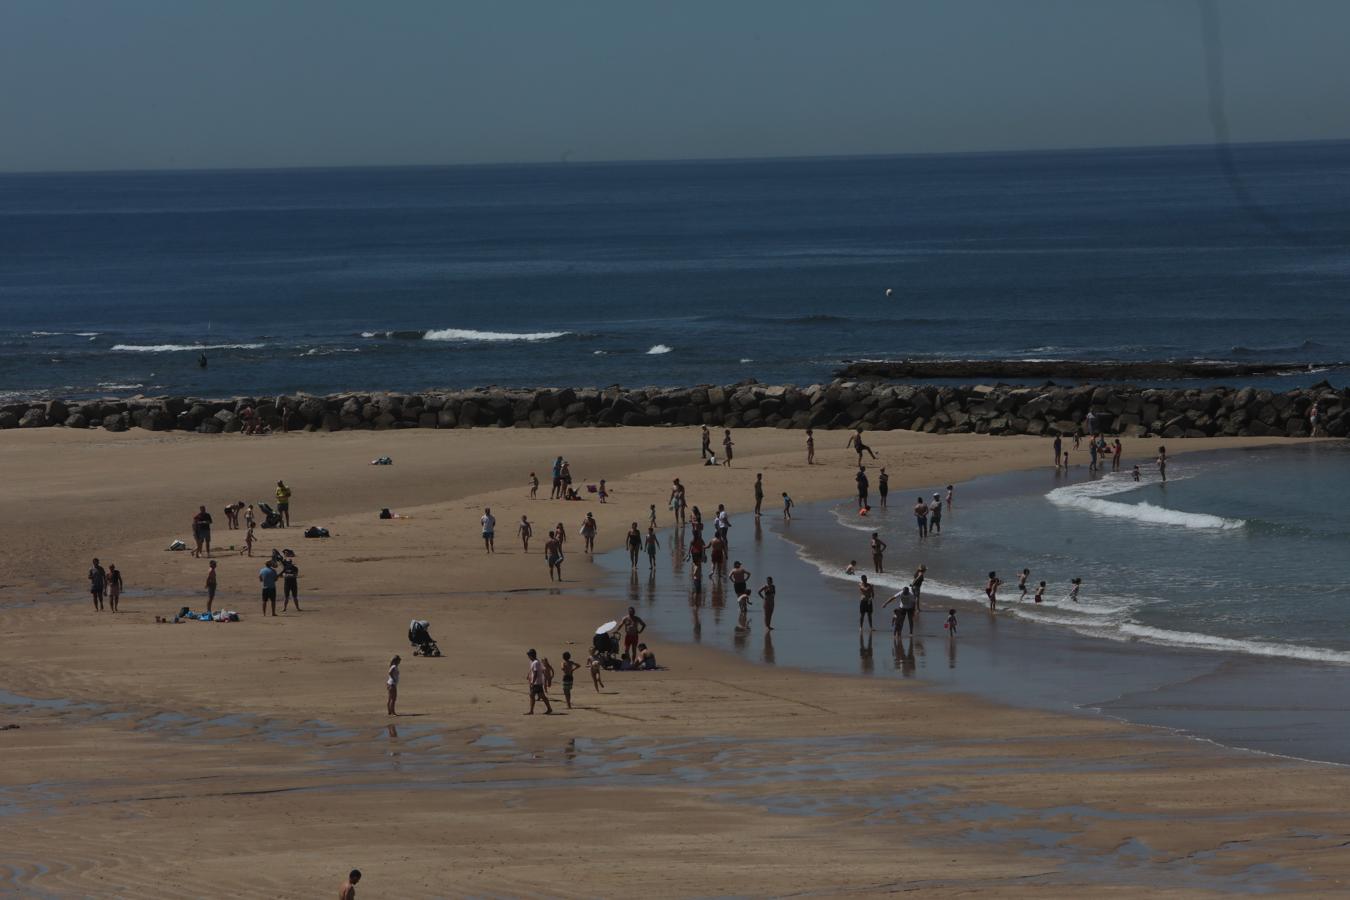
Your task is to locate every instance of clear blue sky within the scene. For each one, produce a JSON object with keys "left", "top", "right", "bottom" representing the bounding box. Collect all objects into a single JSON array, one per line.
[{"left": 1, "top": 0, "right": 1346, "bottom": 172}]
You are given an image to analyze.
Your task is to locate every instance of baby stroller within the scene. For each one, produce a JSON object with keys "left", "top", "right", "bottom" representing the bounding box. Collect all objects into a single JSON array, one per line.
[
  {"left": 409, "top": 619, "right": 441, "bottom": 657},
  {"left": 257, "top": 502, "right": 284, "bottom": 529},
  {"left": 591, "top": 630, "right": 621, "bottom": 669}
]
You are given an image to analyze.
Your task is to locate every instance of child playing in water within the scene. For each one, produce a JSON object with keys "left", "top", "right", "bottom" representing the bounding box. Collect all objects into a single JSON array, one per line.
[
  {"left": 782, "top": 492, "right": 794, "bottom": 520},
  {"left": 945, "top": 484, "right": 954, "bottom": 506},
  {"left": 560, "top": 651, "right": 580, "bottom": 709},
  {"left": 649, "top": 504, "right": 657, "bottom": 528},
  {"left": 1132, "top": 464, "right": 1141, "bottom": 482},
  {"left": 845, "top": 560, "right": 857, "bottom": 576},
  {"left": 945, "top": 609, "right": 958, "bottom": 637},
  {"left": 1069, "top": 577, "right": 1082, "bottom": 603},
  {"left": 586, "top": 653, "right": 605, "bottom": 691},
  {"left": 1018, "top": 568, "right": 1030, "bottom": 601},
  {"left": 985, "top": 571, "right": 1002, "bottom": 611},
  {"left": 1034, "top": 581, "right": 1046, "bottom": 604}
]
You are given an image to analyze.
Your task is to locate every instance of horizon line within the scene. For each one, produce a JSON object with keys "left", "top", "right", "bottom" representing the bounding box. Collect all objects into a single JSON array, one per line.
[{"left": 3, "top": 136, "right": 1348, "bottom": 179}]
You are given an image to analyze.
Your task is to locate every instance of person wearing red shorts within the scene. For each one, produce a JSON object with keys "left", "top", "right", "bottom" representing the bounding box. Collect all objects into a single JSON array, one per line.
[{"left": 618, "top": 606, "right": 646, "bottom": 663}]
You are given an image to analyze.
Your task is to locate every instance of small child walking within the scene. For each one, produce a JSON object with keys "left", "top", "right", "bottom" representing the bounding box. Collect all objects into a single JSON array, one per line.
[
  {"left": 241, "top": 525, "right": 256, "bottom": 557},
  {"left": 1069, "top": 577, "right": 1082, "bottom": 603},
  {"left": 945, "top": 609, "right": 958, "bottom": 637},
  {"left": 598, "top": 480, "right": 608, "bottom": 503},
  {"left": 782, "top": 492, "right": 794, "bottom": 520},
  {"left": 586, "top": 654, "right": 605, "bottom": 692},
  {"left": 529, "top": 472, "right": 539, "bottom": 499},
  {"left": 560, "top": 651, "right": 580, "bottom": 709}
]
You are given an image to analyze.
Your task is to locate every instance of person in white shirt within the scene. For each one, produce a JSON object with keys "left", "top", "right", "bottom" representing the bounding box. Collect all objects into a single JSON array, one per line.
[
  {"left": 525, "top": 648, "right": 553, "bottom": 714},
  {"left": 480, "top": 507, "right": 496, "bottom": 553}
]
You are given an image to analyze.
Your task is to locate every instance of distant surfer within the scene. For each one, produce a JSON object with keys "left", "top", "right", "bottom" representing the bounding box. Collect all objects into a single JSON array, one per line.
[{"left": 198, "top": 352, "right": 208, "bottom": 369}]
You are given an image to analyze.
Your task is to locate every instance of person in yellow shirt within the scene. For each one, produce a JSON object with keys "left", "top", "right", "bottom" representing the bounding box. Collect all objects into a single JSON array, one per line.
[{"left": 275, "top": 480, "right": 292, "bottom": 528}]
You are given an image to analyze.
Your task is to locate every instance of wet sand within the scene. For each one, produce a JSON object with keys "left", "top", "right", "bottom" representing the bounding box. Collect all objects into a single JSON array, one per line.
[{"left": 2, "top": 426, "right": 1349, "bottom": 897}]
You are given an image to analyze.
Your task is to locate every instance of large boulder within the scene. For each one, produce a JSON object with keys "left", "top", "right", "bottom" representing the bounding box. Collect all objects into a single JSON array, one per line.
[{"left": 19, "top": 408, "right": 46, "bottom": 428}]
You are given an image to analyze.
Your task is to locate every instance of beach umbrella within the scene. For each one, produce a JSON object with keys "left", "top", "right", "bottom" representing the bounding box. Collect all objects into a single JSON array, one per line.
[{"left": 596, "top": 620, "right": 618, "bottom": 635}]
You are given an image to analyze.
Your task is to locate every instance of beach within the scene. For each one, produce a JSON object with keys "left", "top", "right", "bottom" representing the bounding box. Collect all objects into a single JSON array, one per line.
[{"left": 3, "top": 425, "right": 1349, "bottom": 896}]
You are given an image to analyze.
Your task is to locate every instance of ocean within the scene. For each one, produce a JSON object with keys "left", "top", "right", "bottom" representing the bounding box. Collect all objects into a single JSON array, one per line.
[
  {"left": 3, "top": 140, "right": 1350, "bottom": 401},
  {"left": 598, "top": 444, "right": 1350, "bottom": 763}
]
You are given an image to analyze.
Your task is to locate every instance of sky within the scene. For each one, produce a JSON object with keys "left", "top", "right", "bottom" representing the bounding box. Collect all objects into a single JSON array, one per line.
[{"left": 1, "top": 0, "right": 1347, "bottom": 172}]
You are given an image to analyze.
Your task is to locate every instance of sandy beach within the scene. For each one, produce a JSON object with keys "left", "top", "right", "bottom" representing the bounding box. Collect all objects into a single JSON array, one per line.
[{"left": 2, "top": 425, "right": 1348, "bottom": 897}]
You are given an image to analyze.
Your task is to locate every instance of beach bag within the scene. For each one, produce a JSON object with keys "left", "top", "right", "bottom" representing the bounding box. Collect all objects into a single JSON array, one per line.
[
  {"left": 379, "top": 508, "right": 393, "bottom": 519},
  {"left": 303, "top": 526, "right": 330, "bottom": 538},
  {"left": 167, "top": 540, "right": 186, "bottom": 551}
]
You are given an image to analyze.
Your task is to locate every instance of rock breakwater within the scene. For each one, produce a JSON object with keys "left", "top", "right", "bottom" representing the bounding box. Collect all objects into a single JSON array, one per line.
[{"left": 1, "top": 382, "right": 1346, "bottom": 438}]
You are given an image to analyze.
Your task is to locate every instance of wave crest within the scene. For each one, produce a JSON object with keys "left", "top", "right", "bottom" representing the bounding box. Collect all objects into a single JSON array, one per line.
[
  {"left": 111, "top": 343, "right": 263, "bottom": 353},
  {"left": 646, "top": 344, "right": 673, "bottom": 355},
  {"left": 362, "top": 328, "right": 569, "bottom": 343},
  {"left": 1047, "top": 478, "right": 1244, "bottom": 530}
]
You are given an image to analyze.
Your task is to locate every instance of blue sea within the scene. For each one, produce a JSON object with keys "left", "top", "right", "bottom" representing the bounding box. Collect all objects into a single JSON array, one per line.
[
  {"left": 599, "top": 443, "right": 1350, "bottom": 763},
  {"left": 3, "top": 140, "right": 1350, "bottom": 401}
]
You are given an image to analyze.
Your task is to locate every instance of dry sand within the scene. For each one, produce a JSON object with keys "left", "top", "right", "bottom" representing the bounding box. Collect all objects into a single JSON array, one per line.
[{"left": 1, "top": 426, "right": 1348, "bottom": 897}]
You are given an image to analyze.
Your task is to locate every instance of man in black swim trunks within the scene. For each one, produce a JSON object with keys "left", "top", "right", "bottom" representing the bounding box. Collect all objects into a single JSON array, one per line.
[{"left": 856, "top": 467, "right": 869, "bottom": 510}]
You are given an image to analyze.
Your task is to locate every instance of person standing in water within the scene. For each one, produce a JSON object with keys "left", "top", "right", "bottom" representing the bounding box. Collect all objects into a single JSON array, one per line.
[
  {"left": 1112, "top": 438, "right": 1123, "bottom": 472},
  {"left": 913, "top": 497, "right": 929, "bottom": 538},
  {"left": 856, "top": 467, "right": 869, "bottom": 510},
  {"left": 985, "top": 571, "right": 1002, "bottom": 611},
  {"left": 728, "top": 560, "right": 752, "bottom": 599},
  {"left": 858, "top": 575, "right": 875, "bottom": 631},
  {"left": 911, "top": 565, "right": 926, "bottom": 610},
  {"left": 883, "top": 585, "right": 917, "bottom": 637},
  {"left": 1017, "top": 568, "right": 1031, "bottom": 601},
  {"left": 878, "top": 468, "right": 889, "bottom": 507},
  {"left": 669, "top": 478, "right": 686, "bottom": 526},
  {"left": 870, "top": 532, "right": 887, "bottom": 574},
  {"left": 753, "top": 473, "right": 764, "bottom": 518},
  {"left": 1053, "top": 433, "right": 1063, "bottom": 468},
  {"left": 626, "top": 522, "right": 643, "bottom": 568},
  {"left": 644, "top": 526, "right": 660, "bottom": 570},
  {"left": 1157, "top": 446, "right": 1168, "bottom": 482},
  {"left": 758, "top": 577, "right": 777, "bottom": 630},
  {"left": 928, "top": 493, "right": 943, "bottom": 534}
]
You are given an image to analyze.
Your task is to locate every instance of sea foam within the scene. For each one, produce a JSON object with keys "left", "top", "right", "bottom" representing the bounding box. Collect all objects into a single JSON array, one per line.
[
  {"left": 647, "top": 344, "right": 673, "bottom": 355},
  {"left": 1047, "top": 477, "right": 1244, "bottom": 530},
  {"left": 111, "top": 343, "right": 263, "bottom": 352}
]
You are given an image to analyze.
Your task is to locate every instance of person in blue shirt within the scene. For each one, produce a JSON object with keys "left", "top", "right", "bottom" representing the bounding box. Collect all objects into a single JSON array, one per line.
[{"left": 259, "top": 560, "right": 279, "bottom": 616}]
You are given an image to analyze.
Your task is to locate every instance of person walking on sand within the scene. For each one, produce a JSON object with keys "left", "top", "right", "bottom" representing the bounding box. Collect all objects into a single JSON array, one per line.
[
  {"left": 847, "top": 429, "right": 877, "bottom": 463},
  {"left": 858, "top": 574, "right": 875, "bottom": 631},
  {"left": 985, "top": 571, "right": 1002, "bottom": 611},
  {"left": 259, "top": 559, "right": 279, "bottom": 616},
  {"left": 518, "top": 515, "right": 533, "bottom": 552},
  {"left": 758, "top": 577, "right": 777, "bottom": 629},
  {"left": 385, "top": 656, "right": 401, "bottom": 715},
  {"left": 580, "top": 512, "right": 598, "bottom": 556},
  {"left": 88, "top": 558, "right": 106, "bottom": 611},
  {"left": 275, "top": 480, "right": 292, "bottom": 528},
  {"left": 754, "top": 473, "right": 764, "bottom": 518},
  {"left": 913, "top": 497, "right": 929, "bottom": 538},
  {"left": 550, "top": 456, "right": 564, "bottom": 499},
  {"left": 929, "top": 493, "right": 943, "bottom": 534},
  {"left": 669, "top": 478, "right": 686, "bottom": 526},
  {"left": 340, "top": 869, "right": 362, "bottom": 900},
  {"left": 870, "top": 532, "right": 887, "bottom": 574},
  {"left": 191, "top": 505, "right": 213, "bottom": 558},
  {"left": 480, "top": 508, "right": 496, "bottom": 553},
  {"left": 806, "top": 428, "right": 816, "bottom": 465},
  {"left": 878, "top": 468, "right": 889, "bottom": 508},
  {"left": 645, "top": 526, "right": 660, "bottom": 570},
  {"left": 282, "top": 557, "right": 301, "bottom": 611},
  {"left": 586, "top": 652, "right": 605, "bottom": 691},
  {"left": 722, "top": 429, "right": 734, "bottom": 466},
  {"left": 856, "top": 467, "right": 870, "bottom": 510},
  {"left": 526, "top": 649, "right": 553, "bottom": 714},
  {"left": 701, "top": 425, "right": 712, "bottom": 461},
  {"left": 107, "top": 564, "right": 122, "bottom": 613},
  {"left": 529, "top": 471, "right": 539, "bottom": 499},
  {"left": 626, "top": 522, "right": 643, "bottom": 568},
  {"left": 619, "top": 607, "right": 647, "bottom": 662},
  {"left": 545, "top": 530, "right": 564, "bottom": 581},
  {"left": 205, "top": 560, "right": 218, "bottom": 613}
]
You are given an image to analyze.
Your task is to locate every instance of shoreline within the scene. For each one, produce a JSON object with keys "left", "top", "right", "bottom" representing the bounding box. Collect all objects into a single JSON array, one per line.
[
  {"left": 595, "top": 447, "right": 1350, "bottom": 767},
  {"left": 5, "top": 426, "right": 1350, "bottom": 895}
]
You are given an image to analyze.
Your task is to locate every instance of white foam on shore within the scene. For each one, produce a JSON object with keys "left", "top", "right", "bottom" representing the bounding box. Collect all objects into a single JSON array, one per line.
[
  {"left": 1117, "top": 624, "right": 1350, "bottom": 665},
  {"left": 1047, "top": 476, "right": 1244, "bottom": 530},
  {"left": 31, "top": 331, "right": 102, "bottom": 337},
  {"left": 111, "top": 343, "right": 263, "bottom": 352},
  {"left": 646, "top": 344, "right": 673, "bottom": 355},
  {"left": 301, "top": 347, "right": 361, "bottom": 357}
]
